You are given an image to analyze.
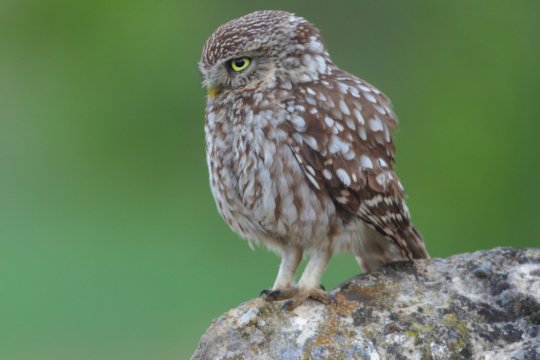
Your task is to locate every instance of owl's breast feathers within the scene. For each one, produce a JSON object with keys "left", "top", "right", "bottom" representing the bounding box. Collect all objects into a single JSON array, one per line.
[{"left": 206, "top": 90, "right": 342, "bottom": 247}]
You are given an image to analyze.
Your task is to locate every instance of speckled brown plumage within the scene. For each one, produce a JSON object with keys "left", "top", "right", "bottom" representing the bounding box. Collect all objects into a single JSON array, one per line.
[{"left": 199, "top": 10, "right": 429, "bottom": 310}]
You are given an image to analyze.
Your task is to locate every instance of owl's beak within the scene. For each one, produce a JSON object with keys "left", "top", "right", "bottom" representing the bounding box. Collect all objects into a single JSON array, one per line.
[{"left": 207, "top": 81, "right": 222, "bottom": 100}]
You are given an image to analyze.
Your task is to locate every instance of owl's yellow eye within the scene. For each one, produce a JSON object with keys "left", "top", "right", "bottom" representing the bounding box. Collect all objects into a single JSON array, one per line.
[{"left": 231, "top": 57, "right": 250, "bottom": 72}]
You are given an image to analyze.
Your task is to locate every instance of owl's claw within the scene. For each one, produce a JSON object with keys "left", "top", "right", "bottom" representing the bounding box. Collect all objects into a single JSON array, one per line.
[
  {"left": 281, "top": 300, "right": 294, "bottom": 311},
  {"left": 265, "top": 290, "right": 281, "bottom": 301},
  {"left": 265, "top": 289, "right": 281, "bottom": 301},
  {"left": 259, "top": 289, "right": 271, "bottom": 297},
  {"left": 320, "top": 284, "right": 326, "bottom": 291}
]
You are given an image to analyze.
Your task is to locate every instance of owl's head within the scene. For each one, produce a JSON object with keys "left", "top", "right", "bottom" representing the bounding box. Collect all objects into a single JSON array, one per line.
[{"left": 199, "top": 11, "right": 329, "bottom": 102}]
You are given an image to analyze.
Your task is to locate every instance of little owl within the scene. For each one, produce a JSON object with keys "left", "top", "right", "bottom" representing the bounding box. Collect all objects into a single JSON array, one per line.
[{"left": 199, "top": 11, "right": 429, "bottom": 310}]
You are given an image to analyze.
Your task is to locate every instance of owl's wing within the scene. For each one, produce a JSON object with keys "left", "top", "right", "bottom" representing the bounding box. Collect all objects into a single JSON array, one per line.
[{"left": 283, "top": 72, "right": 427, "bottom": 260}]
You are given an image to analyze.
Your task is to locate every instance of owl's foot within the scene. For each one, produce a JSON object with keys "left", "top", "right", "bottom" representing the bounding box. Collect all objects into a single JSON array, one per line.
[
  {"left": 260, "top": 287, "right": 337, "bottom": 311},
  {"left": 258, "top": 284, "right": 325, "bottom": 298}
]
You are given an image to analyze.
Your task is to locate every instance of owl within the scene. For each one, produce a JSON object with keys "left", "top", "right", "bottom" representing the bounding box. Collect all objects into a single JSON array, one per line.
[{"left": 199, "top": 11, "right": 429, "bottom": 310}]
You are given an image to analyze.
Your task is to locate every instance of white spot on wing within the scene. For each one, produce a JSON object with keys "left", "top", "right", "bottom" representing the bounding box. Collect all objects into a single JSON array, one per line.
[
  {"left": 343, "top": 148, "right": 355, "bottom": 160},
  {"left": 299, "top": 73, "right": 312, "bottom": 82},
  {"left": 339, "top": 100, "right": 350, "bottom": 115},
  {"left": 369, "top": 116, "right": 384, "bottom": 132},
  {"left": 384, "top": 125, "right": 391, "bottom": 142},
  {"left": 323, "top": 169, "right": 332, "bottom": 179},
  {"left": 292, "top": 132, "right": 303, "bottom": 144},
  {"left": 306, "top": 172, "right": 321, "bottom": 189},
  {"left": 358, "top": 127, "right": 367, "bottom": 140},
  {"left": 336, "top": 169, "right": 351, "bottom": 186},
  {"left": 324, "top": 116, "right": 334, "bottom": 127},
  {"left": 337, "top": 83, "right": 348, "bottom": 94},
  {"left": 328, "top": 136, "right": 350, "bottom": 154},
  {"left": 303, "top": 135, "right": 319, "bottom": 150},
  {"left": 373, "top": 104, "right": 386, "bottom": 114},
  {"left": 359, "top": 84, "right": 371, "bottom": 92},
  {"left": 353, "top": 109, "right": 364, "bottom": 125},
  {"left": 360, "top": 155, "right": 373, "bottom": 168},
  {"left": 364, "top": 92, "right": 377, "bottom": 103},
  {"left": 291, "top": 115, "right": 306, "bottom": 129}
]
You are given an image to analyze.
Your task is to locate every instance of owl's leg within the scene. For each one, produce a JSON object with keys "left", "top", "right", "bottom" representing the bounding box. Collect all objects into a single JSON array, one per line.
[
  {"left": 263, "top": 247, "right": 336, "bottom": 311},
  {"left": 259, "top": 245, "right": 302, "bottom": 298},
  {"left": 273, "top": 245, "right": 303, "bottom": 289}
]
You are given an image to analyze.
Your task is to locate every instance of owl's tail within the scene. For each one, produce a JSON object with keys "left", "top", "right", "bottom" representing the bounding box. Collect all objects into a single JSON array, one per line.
[
  {"left": 354, "top": 220, "right": 429, "bottom": 272},
  {"left": 402, "top": 225, "right": 429, "bottom": 260}
]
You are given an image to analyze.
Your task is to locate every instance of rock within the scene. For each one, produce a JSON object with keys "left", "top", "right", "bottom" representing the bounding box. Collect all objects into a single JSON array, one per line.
[
  {"left": 239, "top": 308, "right": 260, "bottom": 328},
  {"left": 191, "top": 247, "right": 540, "bottom": 360}
]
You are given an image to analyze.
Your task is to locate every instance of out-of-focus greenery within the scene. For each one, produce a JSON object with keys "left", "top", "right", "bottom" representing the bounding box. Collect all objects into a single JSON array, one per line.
[{"left": 1, "top": 0, "right": 538, "bottom": 358}]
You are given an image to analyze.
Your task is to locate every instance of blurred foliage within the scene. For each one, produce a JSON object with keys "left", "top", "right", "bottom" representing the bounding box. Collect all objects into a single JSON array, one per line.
[{"left": 0, "top": 0, "right": 539, "bottom": 358}]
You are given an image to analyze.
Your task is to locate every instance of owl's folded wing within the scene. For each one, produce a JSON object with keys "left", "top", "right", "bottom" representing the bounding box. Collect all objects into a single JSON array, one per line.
[{"left": 283, "top": 71, "right": 427, "bottom": 259}]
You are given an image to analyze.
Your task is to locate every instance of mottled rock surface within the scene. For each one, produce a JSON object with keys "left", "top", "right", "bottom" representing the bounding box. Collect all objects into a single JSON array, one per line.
[{"left": 192, "top": 247, "right": 540, "bottom": 359}]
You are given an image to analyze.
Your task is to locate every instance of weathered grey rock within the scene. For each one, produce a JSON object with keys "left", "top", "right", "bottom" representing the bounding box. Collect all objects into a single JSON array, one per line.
[{"left": 192, "top": 247, "right": 540, "bottom": 359}]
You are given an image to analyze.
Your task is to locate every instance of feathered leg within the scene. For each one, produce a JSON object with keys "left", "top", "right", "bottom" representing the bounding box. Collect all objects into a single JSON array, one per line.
[
  {"left": 273, "top": 245, "right": 303, "bottom": 289},
  {"left": 262, "top": 247, "right": 336, "bottom": 310},
  {"left": 259, "top": 245, "right": 302, "bottom": 297}
]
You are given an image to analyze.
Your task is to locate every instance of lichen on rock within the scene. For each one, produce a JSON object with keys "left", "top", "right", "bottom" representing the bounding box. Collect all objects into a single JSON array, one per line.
[{"left": 191, "top": 247, "right": 540, "bottom": 359}]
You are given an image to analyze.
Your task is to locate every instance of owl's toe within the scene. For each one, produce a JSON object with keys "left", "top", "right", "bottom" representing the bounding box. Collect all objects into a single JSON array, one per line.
[
  {"left": 280, "top": 299, "right": 295, "bottom": 311},
  {"left": 309, "top": 289, "right": 337, "bottom": 307},
  {"left": 279, "top": 295, "right": 307, "bottom": 311},
  {"left": 280, "top": 288, "right": 337, "bottom": 311},
  {"left": 264, "top": 288, "right": 298, "bottom": 302},
  {"left": 262, "top": 287, "right": 337, "bottom": 311}
]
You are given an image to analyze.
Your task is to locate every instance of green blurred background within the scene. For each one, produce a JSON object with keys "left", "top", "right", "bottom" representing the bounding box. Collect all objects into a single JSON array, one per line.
[{"left": 1, "top": 0, "right": 539, "bottom": 358}]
